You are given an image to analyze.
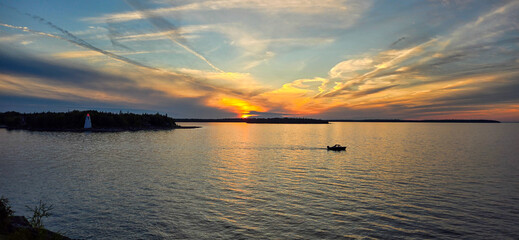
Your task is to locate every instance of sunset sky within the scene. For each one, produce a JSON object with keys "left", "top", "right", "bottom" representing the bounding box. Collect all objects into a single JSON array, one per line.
[{"left": 1, "top": 0, "right": 518, "bottom": 120}]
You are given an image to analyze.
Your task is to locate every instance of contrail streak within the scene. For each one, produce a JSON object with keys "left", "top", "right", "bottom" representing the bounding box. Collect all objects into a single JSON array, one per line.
[
  {"left": 106, "top": 20, "right": 134, "bottom": 51},
  {"left": 165, "top": 34, "right": 224, "bottom": 72},
  {"left": 0, "top": 22, "right": 257, "bottom": 98},
  {"left": 0, "top": 22, "right": 157, "bottom": 70},
  {"left": 125, "top": 0, "right": 224, "bottom": 72},
  {"left": 0, "top": 4, "right": 265, "bottom": 99},
  {"left": 0, "top": 23, "right": 61, "bottom": 39},
  {"left": 0, "top": 3, "right": 156, "bottom": 69},
  {"left": 390, "top": 37, "right": 406, "bottom": 47}
]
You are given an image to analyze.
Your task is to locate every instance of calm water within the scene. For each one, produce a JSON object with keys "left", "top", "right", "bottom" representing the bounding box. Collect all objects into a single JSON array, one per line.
[{"left": 1, "top": 122, "right": 518, "bottom": 239}]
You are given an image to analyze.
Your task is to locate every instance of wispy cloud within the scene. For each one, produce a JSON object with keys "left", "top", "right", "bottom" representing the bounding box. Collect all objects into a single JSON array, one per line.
[
  {"left": 52, "top": 50, "right": 157, "bottom": 59},
  {"left": 0, "top": 22, "right": 157, "bottom": 70},
  {"left": 82, "top": 0, "right": 369, "bottom": 71},
  {"left": 125, "top": 0, "right": 223, "bottom": 72},
  {"left": 84, "top": 0, "right": 371, "bottom": 23}
]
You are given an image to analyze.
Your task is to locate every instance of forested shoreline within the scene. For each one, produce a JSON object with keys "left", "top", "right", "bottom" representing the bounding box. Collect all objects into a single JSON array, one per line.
[{"left": 0, "top": 111, "right": 181, "bottom": 131}]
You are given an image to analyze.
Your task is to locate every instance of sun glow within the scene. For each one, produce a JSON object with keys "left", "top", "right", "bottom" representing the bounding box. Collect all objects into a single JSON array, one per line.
[{"left": 216, "top": 97, "right": 264, "bottom": 118}]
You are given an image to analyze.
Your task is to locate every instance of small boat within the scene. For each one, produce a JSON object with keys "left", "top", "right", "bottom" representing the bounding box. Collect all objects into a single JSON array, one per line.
[{"left": 327, "top": 144, "right": 346, "bottom": 151}]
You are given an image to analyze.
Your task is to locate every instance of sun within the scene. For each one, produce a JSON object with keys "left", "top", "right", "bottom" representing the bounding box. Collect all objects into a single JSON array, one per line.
[{"left": 214, "top": 97, "right": 263, "bottom": 119}]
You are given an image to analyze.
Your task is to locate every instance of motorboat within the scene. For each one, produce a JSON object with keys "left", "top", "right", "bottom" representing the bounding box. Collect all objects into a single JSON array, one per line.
[{"left": 327, "top": 144, "right": 346, "bottom": 151}]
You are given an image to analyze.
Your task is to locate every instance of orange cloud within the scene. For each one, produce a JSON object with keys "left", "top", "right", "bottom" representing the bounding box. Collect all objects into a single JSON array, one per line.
[
  {"left": 0, "top": 73, "right": 141, "bottom": 104},
  {"left": 53, "top": 50, "right": 104, "bottom": 59}
]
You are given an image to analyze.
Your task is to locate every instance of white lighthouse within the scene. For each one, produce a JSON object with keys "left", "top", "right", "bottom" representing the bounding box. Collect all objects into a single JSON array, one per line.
[{"left": 84, "top": 113, "right": 92, "bottom": 129}]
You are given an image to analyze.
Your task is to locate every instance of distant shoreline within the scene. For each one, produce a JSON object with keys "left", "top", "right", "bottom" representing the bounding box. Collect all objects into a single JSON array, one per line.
[
  {"left": 0, "top": 111, "right": 501, "bottom": 132},
  {"left": 174, "top": 118, "right": 329, "bottom": 124},
  {"left": 328, "top": 119, "right": 500, "bottom": 123},
  {"left": 175, "top": 118, "right": 500, "bottom": 123}
]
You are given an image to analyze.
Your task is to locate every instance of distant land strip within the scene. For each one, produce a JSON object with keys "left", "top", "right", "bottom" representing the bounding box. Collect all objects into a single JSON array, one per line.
[
  {"left": 0, "top": 111, "right": 500, "bottom": 131},
  {"left": 175, "top": 118, "right": 329, "bottom": 124},
  {"left": 175, "top": 118, "right": 500, "bottom": 123},
  {"left": 327, "top": 119, "right": 500, "bottom": 123}
]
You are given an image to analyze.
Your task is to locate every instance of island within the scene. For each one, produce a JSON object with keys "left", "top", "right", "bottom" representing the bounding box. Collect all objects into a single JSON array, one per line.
[
  {"left": 0, "top": 111, "right": 198, "bottom": 132},
  {"left": 244, "top": 118, "right": 329, "bottom": 124},
  {"left": 175, "top": 117, "right": 329, "bottom": 124}
]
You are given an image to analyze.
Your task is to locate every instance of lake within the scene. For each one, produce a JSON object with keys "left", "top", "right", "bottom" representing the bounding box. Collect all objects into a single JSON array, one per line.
[{"left": 1, "top": 122, "right": 518, "bottom": 239}]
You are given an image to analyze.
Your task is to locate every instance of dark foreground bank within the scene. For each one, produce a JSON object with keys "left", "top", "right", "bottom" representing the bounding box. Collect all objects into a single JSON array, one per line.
[
  {"left": 0, "top": 111, "right": 198, "bottom": 132},
  {"left": 1, "top": 216, "right": 71, "bottom": 240},
  {"left": 1, "top": 197, "right": 71, "bottom": 240}
]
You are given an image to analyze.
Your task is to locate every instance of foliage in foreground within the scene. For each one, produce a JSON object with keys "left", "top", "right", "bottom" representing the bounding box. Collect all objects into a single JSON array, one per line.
[
  {"left": 0, "top": 197, "right": 68, "bottom": 240},
  {"left": 0, "top": 196, "right": 14, "bottom": 232},
  {"left": 26, "top": 201, "right": 53, "bottom": 230}
]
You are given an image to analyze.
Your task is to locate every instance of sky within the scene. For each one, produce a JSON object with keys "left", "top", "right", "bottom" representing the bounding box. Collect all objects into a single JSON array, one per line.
[{"left": 0, "top": 0, "right": 518, "bottom": 121}]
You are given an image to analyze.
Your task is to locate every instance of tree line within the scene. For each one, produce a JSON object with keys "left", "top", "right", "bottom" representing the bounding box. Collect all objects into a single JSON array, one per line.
[{"left": 0, "top": 110, "right": 178, "bottom": 130}]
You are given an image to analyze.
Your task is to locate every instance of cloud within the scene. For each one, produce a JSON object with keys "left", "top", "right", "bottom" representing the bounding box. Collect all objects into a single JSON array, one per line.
[
  {"left": 249, "top": 1, "right": 519, "bottom": 119},
  {"left": 423, "top": 75, "right": 519, "bottom": 107},
  {"left": 0, "top": 73, "right": 142, "bottom": 104},
  {"left": 2, "top": 1, "right": 518, "bottom": 120},
  {"left": 53, "top": 50, "right": 105, "bottom": 59},
  {"left": 0, "top": 47, "right": 261, "bottom": 118},
  {"left": 52, "top": 50, "right": 161, "bottom": 59},
  {"left": 329, "top": 58, "right": 374, "bottom": 79},
  {"left": 350, "top": 85, "right": 398, "bottom": 98},
  {"left": 103, "top": 20, "right": 335, "bottom": 70},
  {"left": 125, "top": 0, "right": 224, "bottom": 72},
  {"left": 84, "top": 0, "right": 372, "bottom": 23},
  {"left": 0, "top": 93, "right": 233, "bottom": 118},
  {"left": 245, "top": 110, "right": 288, "bottom": 118},
  {"left": 0, "top": 5, "right": 269, "bottom": 103},
  {"left": 81, "top": 0, "right": 370, "bottom": 71},
  {"left": 441, "top": 1, "right": 519, "bottom": 49},
  {"left": 105, "top": 20, "right": 134, "bottom": 51},
  {"left": 0, "top": 22, "right": 157, "bottom": 70},
  {"left": 176, "top": 68, "right": 266, "bottom": 95},
  {"left": 319, "top": 42, "right": 432, "bottom": 98},
  {"left": 0, "top": 43, "right": 275, "bottom": 118},
  {"left": 0, "top": 48, "right": 165, "bottom": 102}
]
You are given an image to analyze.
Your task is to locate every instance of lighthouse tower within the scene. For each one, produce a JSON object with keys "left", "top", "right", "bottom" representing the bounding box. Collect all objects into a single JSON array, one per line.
[{"left": 84, "top": 113, "right": 92, "bottom": 129}]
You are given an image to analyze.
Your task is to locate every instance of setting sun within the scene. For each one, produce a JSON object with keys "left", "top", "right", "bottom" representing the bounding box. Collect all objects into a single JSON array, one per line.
[{"left": 216, "top": 97, "right": 263, "bottom": 118}]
